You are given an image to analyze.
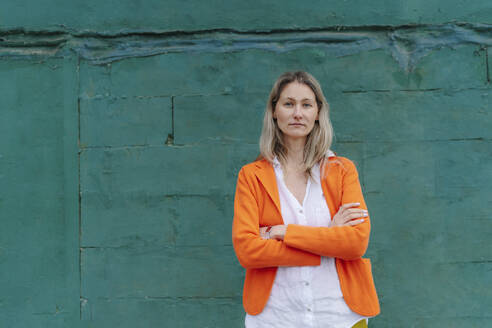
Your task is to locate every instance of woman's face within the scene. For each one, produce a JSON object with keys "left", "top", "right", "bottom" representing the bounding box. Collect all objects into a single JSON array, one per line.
[{"left": 273, "top": 82, "right": 319, "bottom": 143}]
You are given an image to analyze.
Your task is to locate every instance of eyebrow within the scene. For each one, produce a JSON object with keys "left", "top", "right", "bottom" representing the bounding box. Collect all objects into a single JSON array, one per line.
[{"left": 285, "top": 97, "right": 315, "bottom": 101}]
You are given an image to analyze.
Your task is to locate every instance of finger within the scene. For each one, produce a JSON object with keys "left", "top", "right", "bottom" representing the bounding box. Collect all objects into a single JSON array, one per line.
[
  {"left": 343, "top": 219, "right": 365, "bottom": 226},
  {"left": 346, "top": 208, "right": 369, "bottom": 218},
  {"left": 339, "top": 202, "right": 361, "bottom": 215},
  {"left": 341, "top": 202, "right": 361, "bottom": 209},
  {"left": 346, "top": 208, "right": 368, "bottom": 213},
  {"left": 346, "top": 208, "right": 368, "bottom": 216},
  {"left": 343, "top": 211, "right": 368, "bottom": 223}
]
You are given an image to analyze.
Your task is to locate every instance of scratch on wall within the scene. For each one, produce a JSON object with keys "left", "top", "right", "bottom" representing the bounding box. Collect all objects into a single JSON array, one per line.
[{"left": 1, "top": 23, "right": 492, "bottom": 71}]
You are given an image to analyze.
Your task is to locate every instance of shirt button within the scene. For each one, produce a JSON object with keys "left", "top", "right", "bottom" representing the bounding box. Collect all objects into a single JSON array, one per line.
[
  {"left": 299, "top": 209, "right": 303, "bottom": 214},
  {"left": 305, "top": 282, "right": 309, "bottom": 286},
  {"left": 307, "top": 308, "right": 312, "bottom": 312}
]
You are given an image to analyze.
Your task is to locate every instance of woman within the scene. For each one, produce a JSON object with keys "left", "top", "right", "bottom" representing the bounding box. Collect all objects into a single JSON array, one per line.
[{"left": 232, "top": 71, "right": 380, "bottom": 327}]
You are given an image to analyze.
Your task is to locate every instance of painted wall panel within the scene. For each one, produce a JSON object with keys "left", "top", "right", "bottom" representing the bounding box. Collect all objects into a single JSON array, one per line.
[
  {"left": 0, "top": 58, "right": 79, "bottom": 326},
  {"left": 1, "top": 3, "right": 491, "bottom": 327}
]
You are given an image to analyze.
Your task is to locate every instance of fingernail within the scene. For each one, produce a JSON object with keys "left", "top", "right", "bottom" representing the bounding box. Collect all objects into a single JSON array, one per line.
[{"left": 361, "top": 219, "right": 365, "bottom": 222}]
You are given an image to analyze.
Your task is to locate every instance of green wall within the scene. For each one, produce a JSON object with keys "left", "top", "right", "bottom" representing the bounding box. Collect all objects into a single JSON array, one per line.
[{"left": 1, "top": 2, "right": 491, "bottom": 327}]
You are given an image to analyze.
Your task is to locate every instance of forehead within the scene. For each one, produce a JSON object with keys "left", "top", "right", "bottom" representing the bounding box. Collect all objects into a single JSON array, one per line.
[{"left": 279, "top": 82, "right": 316, "bottom": 100}]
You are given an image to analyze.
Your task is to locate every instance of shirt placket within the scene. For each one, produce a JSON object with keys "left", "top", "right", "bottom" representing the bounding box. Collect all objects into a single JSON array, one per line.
[{"left": 298, "top": 178, "right": 315, "bottom": 326}]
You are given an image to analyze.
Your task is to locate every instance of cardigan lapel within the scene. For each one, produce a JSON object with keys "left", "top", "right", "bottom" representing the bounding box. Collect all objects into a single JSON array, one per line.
[
  {"left": 320, "top": 150, "right": 339, "bottom": 219},
  {"left": 320, "top": 166, "right": 338, "bottom": 220},
  {"left": 253, "top": 159, "right": 282, "bottom": 216}
]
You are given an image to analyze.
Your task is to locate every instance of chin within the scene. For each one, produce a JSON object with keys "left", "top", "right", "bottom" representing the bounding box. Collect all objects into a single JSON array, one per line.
[{"left": 284, "top": 133, "right": 309, "bottom": 139}]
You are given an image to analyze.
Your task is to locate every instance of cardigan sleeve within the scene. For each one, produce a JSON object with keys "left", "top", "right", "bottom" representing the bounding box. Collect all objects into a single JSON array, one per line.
[
  {"left": 283, "top": 159, "right": 371, "bottom": 260},
  {"left": 232, "top": 167, "right": 321, "bottom": 269}
]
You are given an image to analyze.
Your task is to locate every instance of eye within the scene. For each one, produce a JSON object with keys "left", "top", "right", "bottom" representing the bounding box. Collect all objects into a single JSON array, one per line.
[
  {"left": 284, "top": 102, "right": 293, "bottom": 107},
  {"left": 303, "top": 103, "right": 313, "bottom": 108}
]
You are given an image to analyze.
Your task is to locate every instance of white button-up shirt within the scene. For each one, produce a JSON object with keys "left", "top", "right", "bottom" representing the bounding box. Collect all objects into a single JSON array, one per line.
[{"left": 245, "top": 151, "right": 370, "bottom": 328}]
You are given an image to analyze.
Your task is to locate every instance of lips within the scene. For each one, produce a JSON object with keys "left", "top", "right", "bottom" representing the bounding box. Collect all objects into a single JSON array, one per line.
[{"left": 289, "top": 123, "right": 305, "bottom": 126}]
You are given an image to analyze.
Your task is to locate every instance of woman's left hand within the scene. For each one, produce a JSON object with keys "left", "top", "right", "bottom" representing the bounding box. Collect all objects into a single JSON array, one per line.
[{"left": 260, "top": 225, "right": 287, "bottom": 240}]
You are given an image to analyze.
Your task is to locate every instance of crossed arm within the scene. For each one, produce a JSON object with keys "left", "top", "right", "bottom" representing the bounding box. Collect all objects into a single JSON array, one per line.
[
  {"left": 231, "top": 160, "right": 371, "bottom": 269},
  {"left": 231, "top": 168, "right": 321, "bottom": 269}
]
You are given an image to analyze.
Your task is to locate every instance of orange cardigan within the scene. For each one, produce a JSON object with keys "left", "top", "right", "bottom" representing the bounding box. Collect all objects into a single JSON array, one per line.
[{"left": 232, "top": 154, "right": 380, "bottom": 316}]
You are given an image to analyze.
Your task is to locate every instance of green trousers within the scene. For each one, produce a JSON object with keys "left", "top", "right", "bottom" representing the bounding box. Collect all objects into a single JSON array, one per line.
[{"left": 352, "top": 319, "right": 368, "bottom": 328}]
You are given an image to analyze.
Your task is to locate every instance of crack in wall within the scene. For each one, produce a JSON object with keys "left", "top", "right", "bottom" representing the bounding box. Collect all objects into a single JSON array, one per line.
[
  {"left": 165, "top": 96, "right": 175, "bottom": 145},
  {"left": 486, "top": 47, "right": 490, "bottom": 83},
  {"left": 76, "top": 55, "right": 83, "bottom": 321},
  {"left": 1, "top": 23, "right": 492, "bottom": 71},
  {"left": 82, "top": 295, "right": 241, "bottom": 301},
  {"left": 75, "top": 136, "right": 490, "bottom": 151}
]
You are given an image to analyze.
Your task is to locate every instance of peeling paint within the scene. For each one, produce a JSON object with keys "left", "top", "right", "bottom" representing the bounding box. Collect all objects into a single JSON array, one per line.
[{"left": 1, "top": 23, "right": 492, "bottom": 71}]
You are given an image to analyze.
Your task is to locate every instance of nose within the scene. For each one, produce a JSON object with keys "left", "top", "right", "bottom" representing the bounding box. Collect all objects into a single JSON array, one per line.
[{"left": 293, "top": 104, "right": 303, "bottom": 119}]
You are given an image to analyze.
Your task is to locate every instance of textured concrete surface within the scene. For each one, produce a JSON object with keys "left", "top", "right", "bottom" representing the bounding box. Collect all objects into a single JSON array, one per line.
[
  {"left": 1, "top": 1, "right": 492, "bottom": 32},
  {"left": 1, "top": 2, "right": 491, "bottom": 328},
  {"left": 0, "top": 58, "right": 80, "bottom": 327}
]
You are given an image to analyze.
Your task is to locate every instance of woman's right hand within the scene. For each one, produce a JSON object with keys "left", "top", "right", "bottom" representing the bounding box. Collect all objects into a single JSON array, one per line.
[{"left": 331, "top": 202, "right": 368, "bottom": 227}]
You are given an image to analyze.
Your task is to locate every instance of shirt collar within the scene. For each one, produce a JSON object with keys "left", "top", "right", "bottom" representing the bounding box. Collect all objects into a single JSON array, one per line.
[
  {"left": 271, "top": 149, "right": 335, "bottom": 169},
  {"left": 272, "top": 156, "right": 281, "bottom": 168}
]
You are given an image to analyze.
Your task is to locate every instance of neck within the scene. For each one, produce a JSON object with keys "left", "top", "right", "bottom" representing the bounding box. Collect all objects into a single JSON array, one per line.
[{"left": 283, "top": 136, "right": 306, "bottom": 167}]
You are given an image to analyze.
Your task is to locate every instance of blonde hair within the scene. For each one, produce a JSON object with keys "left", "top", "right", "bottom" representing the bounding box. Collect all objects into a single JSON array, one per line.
[{"left": 258, "top": 71, "right": 337, "bottom": 178}]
